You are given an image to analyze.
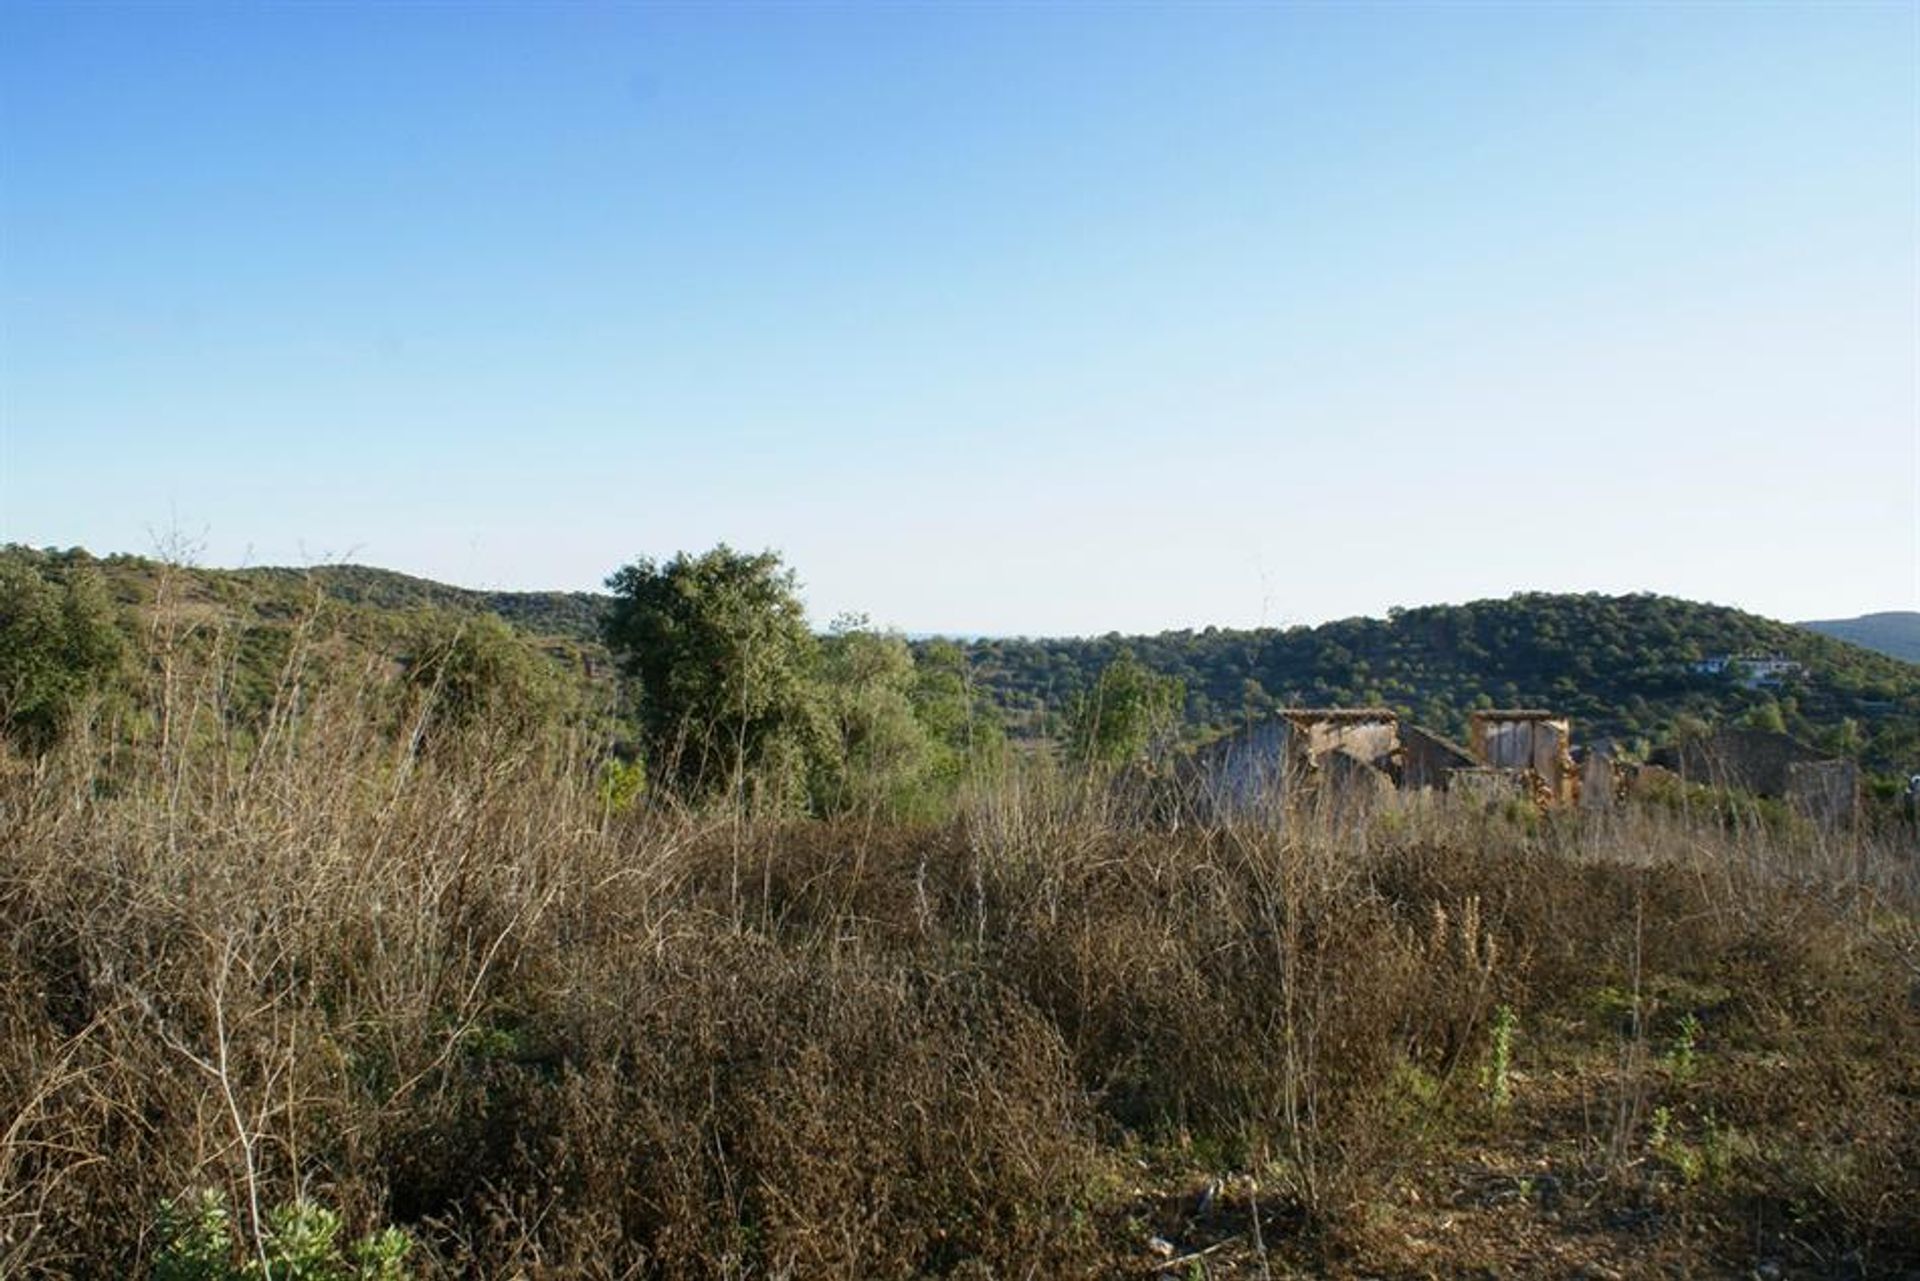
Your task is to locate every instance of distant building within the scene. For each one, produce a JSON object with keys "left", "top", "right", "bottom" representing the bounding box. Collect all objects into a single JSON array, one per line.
[
  {"left": 1182, "top": 707, "right": 1397, "bottom": 822},
  {"left": 1183, "top": 706, "right": 1580, "bottom": 819},
  {"left": 1401, "top": 723, "right": 1478, "bottom": 791},
  {"left": 1650, "top": 726, "right": 1859, "bottom": 828},
  {"left": 1691, "top": 653, "right": 1803, "bottom": 689},
  {"left": 1469, "top": 710, "right": 1576, "bottom": 805}
]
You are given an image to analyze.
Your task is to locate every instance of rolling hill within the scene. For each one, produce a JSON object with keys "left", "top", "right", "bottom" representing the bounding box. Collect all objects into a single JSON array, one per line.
[
  {"left": 10, "top": 545, "right": 1920, "bottom": 775},
  {"left": 946, "top": 594, "right": 1920, "bottom": 772},
  {"left": 1800, "top": 611, "right": 1920, "bottom": 665}
]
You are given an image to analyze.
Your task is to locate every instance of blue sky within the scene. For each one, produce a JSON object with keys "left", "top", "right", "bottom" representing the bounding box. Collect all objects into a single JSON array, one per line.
[{"left": 2, "top": 2, "right": 1913, "bottom": 635}]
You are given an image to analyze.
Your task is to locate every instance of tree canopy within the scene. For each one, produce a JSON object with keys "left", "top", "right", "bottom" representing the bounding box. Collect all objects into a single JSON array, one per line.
[
  {"left": 603, "top": 546, "right": 823, "bottom": 808},
  {"left": 0, "top": 553, "right": 126, "bottom": 753}
]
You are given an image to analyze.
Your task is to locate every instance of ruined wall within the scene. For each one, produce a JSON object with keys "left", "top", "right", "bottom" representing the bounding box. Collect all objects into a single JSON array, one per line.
[
  {"left": 1448, "top": 767, "right": 1532, "bottom": 806},
  {"left": 1580, "top": 751, "right": 1619, "bottom": 811},
  {"left": 1182, "top": 711, "right": 1400, "bottom": 823},
  {"left": 1657, "top": 729, "right": 1825, "bottom": 798},
  {"left": 1318, "top": 749, "right": 1397, "bottom": 814},
  {"left": 1470, "top": 714, "right": 1575, "bottom": 804},
  {"left": 1182, "top": 719, "right": 1294, "bottom": 824},
  {"left": 1401, "top": 724, "right": 1478, "bottom": 791},
  {"left": 1785, "top": 759, "right": 1859, "bottom": 830},
  {"left": 1286, "top": 714, "right": 1399, "bottom": 772}
]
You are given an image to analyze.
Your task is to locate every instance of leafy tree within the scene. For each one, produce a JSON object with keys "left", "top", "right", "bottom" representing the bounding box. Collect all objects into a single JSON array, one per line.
[
  {"left": 603, "top": 546, "right": 821, "bottom": 808},
  {"left": 1065, "top": 648, "right": 1183, "bottom": 768},
  {"left": 0, "top": 554, "right": 126, "bottom": 753},
  {"left": 912, "top": 639, "right": 1006, "bottom": 790},
  {"left": 399, "top": 610, "right": 566, "bottom": 741},
  {"left": 814, "top": 614, "right": 930, "bottom": 816}
]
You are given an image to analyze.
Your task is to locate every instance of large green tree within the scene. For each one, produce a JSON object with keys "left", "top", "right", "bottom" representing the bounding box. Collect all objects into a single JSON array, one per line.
[
  {"left": 603, "top": 545, "right": 821, "bottom": 808},
  {"left": 0, "top": 554, "right": 126, "bottom": 753}
]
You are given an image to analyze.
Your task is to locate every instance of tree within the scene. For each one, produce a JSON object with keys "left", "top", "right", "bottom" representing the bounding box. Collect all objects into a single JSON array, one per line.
[
  {"left": 399, "top": 610, "right": 566, "bottom": 743},
  {"left": 0, "top": 555, "right": 126, "bottom": 753},
  {"left": 1065, "top": 648, "right": 1183, "bottom": 768},
  {"left": 912, "top": 639, "right": 1006, "bottom": 790},
  {"left": 603, "top": 546, "right": 821, "bottom": 808},
  {"left": 814, "top": 614, "right": 930, "bottom": 816}
]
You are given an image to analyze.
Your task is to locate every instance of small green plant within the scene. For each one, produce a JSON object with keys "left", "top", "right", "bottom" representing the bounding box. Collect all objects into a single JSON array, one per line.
[
  {"left": 1484, "top": 1004, "right": 1518, "bottom": 1111},
  {"left": 351, "top": 1227, "right": 414, "bottom": 1281},
  {"left": 263, "top": 1201, "right": 342, "bottom": 1281},
  {"left": 1649, "top": 1104, "right": 1703, "bottom": 1183},
  {"left": 154, "top": 1188, "right": 235, "bottom": 1281},
  {"left": 1668, "top": 1012, "right": 1702, "bottom": 1083},
  {"left": 1648, "top": 1103, "right": 1673, "bottom": 1151},
  {"left": 1648, "top": 1106, "right": 1738, "bottom": 1189},
  {"left": 150, "top": 1189, "right": 416, "bottom": 1280},
  {"left": 597, "top": 756, "right": 646, "bottom": 813}
]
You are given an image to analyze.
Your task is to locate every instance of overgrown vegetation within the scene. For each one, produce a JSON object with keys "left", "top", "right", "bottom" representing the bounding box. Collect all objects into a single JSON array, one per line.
[{"left": 1, "top": 545, "right": 1917, "bottom": 1277}]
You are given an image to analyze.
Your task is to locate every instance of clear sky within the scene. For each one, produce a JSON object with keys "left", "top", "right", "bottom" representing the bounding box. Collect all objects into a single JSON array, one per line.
[{"left": 2, "top": 2, "right": 1914, "bottom": 636}]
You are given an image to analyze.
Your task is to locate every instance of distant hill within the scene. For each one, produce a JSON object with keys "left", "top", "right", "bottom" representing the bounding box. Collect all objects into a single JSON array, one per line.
[
  {"left": 11, "top": 546, "right": 1919, "bottom": 776},
  {"left": 1800, "top": 612, "right": 1920, "bottom": 666},
  {"left": 233, "top": 564, "right": 613, "bottom": 644},
  {"left": 941, "top": 593, "right": 1920, "bottom": 773}
]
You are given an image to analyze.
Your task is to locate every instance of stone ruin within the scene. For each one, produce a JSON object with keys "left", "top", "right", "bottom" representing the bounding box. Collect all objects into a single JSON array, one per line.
[{"left": 1183, "top": 708, "right": 1860, "bottom": 828}]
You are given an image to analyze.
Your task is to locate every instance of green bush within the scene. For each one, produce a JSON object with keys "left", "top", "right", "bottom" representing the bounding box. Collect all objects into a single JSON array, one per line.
[
  {"left": 153, "top": 1190, "right": 414, "bottom": 1281},
  {"left": 0, "top": 553, "right": 126, "bottom": 753}
]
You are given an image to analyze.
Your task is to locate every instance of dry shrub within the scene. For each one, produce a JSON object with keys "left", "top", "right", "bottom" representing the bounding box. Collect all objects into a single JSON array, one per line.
[{"left": 471, "top": 941, "right": 1100, "bottom": 1278}]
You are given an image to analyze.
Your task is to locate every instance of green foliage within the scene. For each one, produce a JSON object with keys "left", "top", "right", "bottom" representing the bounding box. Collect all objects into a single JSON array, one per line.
[
  {"left": 1065, "top": 648, "right": 1183, "bottom": 768},
  {"left": 1669, "top": 1011, "right": 1702, "bottom": 1083},
  {"left": 597, "top": 756, "right": 646, "bottom": 813},
  {"left": 400, "top": 610, "right": 567, "bottom": 739},
  {"left": 0, "top": 550, "right": 126, "bottom": 752},
  {"left": 813, "top": 615, "right": 931, "bottom": 816},
  {"left": 811, "top": 619, "right": 1008, "bottom": 818},
  {"left": 236, "top": 563, "right": 610, "bottom": 643},
  {"left": 911, "top": 638, "right": 1006, "bottom": 788},
  {"left": 154, "top": 1188, "right": 235, "bottom": 1281},
  {"left": 1484, "top": 1004, "right": 1518, "bottom": 1112},
  {"left": 152, "top": 1190, "right": 414, "bottom": 1280},
  {"left": 603, "top": 545, "right": 822, "bottom": 809}
]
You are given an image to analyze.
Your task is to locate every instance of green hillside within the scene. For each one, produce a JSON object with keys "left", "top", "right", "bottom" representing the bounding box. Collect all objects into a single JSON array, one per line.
[
  {"left": 944, "top": 593, "right": 1920, "bottom": 773},
  {"left": 1801, "top": 611, "right": 1920, "bottom": 665},
  {"left": 229, "top": 563, "right": 612, "bottom": 643},
  {"left": 12, "top": 546, "right": 1919, "bottom": 777}
]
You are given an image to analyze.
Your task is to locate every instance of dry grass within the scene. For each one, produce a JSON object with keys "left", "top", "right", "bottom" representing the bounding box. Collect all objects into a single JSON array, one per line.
[{"left": 1, "top": 629, "right": 1916, "bottom": 1278}]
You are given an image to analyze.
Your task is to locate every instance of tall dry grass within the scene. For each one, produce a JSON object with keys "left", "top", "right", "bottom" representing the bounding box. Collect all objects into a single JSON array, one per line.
[{"left": 1, "top": 606, "right": 1916, "bottom": 1276}]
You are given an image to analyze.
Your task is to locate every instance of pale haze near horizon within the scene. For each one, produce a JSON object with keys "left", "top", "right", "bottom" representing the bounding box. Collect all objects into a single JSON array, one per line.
[{"left": 1, "top": 3, "right": 1914, "bottom": 637}]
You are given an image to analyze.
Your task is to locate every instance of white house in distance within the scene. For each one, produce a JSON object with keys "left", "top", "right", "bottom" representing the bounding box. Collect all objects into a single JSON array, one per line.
[{"left": 1690, "top": 653, "right": 1803, "bottom": 689}]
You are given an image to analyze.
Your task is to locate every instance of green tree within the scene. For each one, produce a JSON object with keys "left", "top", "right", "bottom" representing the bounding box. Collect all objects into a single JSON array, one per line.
[
  {"left": 814, "top": 615, "right": 931, "bottom": 816},
  {"left": 912, "top": 639, "right": 1006, "bottom": 792},
  {"left": 603, "top": 546, "right": 821, "bottom": 808},
  {"left": 1066, "top": 648, "right": 1183, "bottom": 768},
  {"left": 399, "top": 610, "right": 566, "bottom": 742},
  {"left": 0, "top": 555, "right": 126, "bottom": 753}
]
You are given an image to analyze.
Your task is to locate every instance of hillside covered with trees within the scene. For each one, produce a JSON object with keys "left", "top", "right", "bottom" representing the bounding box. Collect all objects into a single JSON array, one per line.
[
  {"left": 9, "top": 545, "right": 1920, "bottom": 779},
  {"left": 949, "top": 595, "right": 1920, "bottom": 773}
]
